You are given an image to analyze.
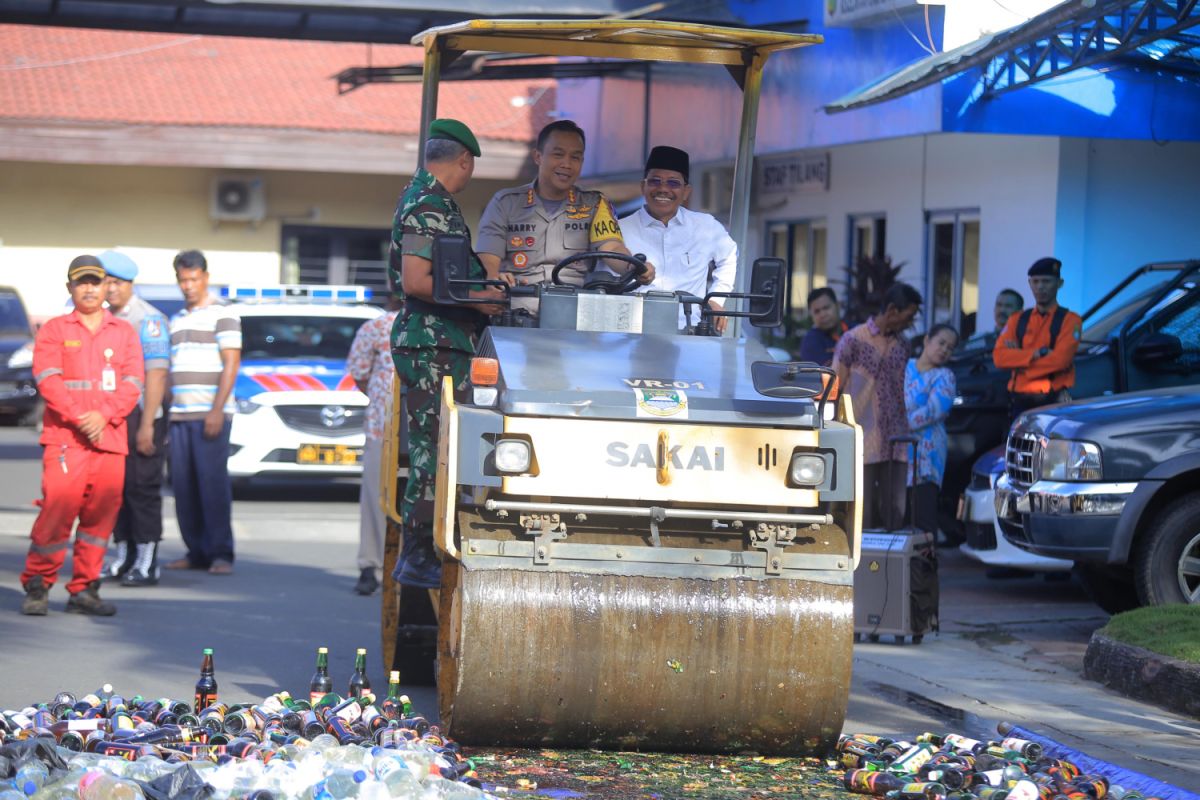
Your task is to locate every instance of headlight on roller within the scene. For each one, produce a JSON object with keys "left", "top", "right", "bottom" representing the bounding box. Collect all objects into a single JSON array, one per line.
[
  {"left": 494, "top": 439, "right": 532, "bottom": 474},
  {"left": 789, "top": 453, "right": 826, "bottom": 487},
  {"left": 1037, "top": 439, "right": 1102, "bottom": 481}
]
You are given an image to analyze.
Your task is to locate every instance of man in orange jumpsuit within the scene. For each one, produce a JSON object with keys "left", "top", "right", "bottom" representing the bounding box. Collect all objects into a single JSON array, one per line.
[
  {"left": 20, "top": 256, "right": 144, "bottom": 616},
  {"left": 993, "top": 257, "right": 1082, "bottom": 422}
]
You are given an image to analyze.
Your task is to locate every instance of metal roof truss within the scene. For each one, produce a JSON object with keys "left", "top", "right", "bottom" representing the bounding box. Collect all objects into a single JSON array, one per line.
[{"left": 984, "top": 0, "right": 1200, "bottom": 97}]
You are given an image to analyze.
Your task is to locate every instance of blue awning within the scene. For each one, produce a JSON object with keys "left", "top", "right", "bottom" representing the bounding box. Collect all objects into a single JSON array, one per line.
[{"left": 826, "top": 0, "right": 1200, "bottom": 113}]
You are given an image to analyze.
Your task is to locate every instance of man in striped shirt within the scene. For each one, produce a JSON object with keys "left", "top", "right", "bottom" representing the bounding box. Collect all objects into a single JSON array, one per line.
[{"left": 163, "top": 250, "right": 241, "bottom": 575}]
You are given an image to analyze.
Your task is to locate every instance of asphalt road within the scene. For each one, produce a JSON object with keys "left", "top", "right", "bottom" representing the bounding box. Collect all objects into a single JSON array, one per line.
[{"left": 0, "top": 425, "right": 1196, "bottom": 791}]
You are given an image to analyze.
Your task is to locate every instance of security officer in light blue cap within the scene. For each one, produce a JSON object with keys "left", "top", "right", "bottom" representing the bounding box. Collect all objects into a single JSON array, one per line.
[{"left": 99, "top": 250, "right": 171, "bottom": 587}]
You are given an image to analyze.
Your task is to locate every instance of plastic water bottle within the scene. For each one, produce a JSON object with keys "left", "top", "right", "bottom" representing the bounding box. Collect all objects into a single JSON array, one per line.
[
  {"left": 12, "top": 761, "right": 49, "bottom": 795},
  {"left": 77, "top": 771, "right": 145, "bottom": 800}
]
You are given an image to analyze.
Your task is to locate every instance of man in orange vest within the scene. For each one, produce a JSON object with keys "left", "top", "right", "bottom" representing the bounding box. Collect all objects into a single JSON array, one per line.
[
  {"left": 993, "top": 257, "right": 1082, "bottom": 421},
  {"left": 19, "top": 256, "right": 144, "bottom": 616}
]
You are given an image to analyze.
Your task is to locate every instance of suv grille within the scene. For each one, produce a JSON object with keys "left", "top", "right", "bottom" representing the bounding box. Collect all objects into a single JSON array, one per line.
[
  {"left": 275, "top": 405, "right": 364, "bottom": 436},
  {"left": 1005, "top": 432, "right": 1040, "bottom": 486}
]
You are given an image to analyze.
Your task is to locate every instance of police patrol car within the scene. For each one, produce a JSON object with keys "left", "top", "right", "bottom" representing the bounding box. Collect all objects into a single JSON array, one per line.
[{"left": 224, "top": 285, "right": 382, "bottom": 481}]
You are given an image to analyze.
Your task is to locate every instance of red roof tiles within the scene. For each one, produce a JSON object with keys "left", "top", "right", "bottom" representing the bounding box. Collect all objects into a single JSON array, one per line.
[{"left": 0, "top": 24, "right": 555, "bottom": 141}]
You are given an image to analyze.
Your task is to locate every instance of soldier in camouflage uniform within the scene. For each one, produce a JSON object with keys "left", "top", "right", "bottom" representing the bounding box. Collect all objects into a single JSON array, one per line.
[
  {"left": 389, "top": 119, "right": 506, "bottom": 589},
  {"left": 477, "top": 120, "right": 655, "bottom": 316}
]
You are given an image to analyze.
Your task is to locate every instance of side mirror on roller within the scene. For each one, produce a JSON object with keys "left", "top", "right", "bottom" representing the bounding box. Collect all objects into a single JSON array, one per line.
[
  {"left": 432, "top": 233, "right": 473, "bottom": 305},
  {"left": 748, "top": 257, "right": 784, "bottom": 329}
]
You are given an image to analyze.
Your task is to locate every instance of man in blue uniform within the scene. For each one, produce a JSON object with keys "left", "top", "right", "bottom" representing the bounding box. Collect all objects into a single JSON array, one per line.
[{"left": 99, "top": 251, "right": 171, "bottom": 586}]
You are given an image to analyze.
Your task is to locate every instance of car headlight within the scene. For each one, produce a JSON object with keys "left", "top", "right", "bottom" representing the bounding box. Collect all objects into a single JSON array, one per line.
[
  {"left": 1037, "top": 439, "right": 1102, "bottom": 481},
  {"left": 7, "top": 342, "right": 33, "bottom": 370},
  {"left": 788, "top": 453, "right": 826, "bottom": 487},
  {"left": 235, "top": 397, "right": 262, "bottom": 415},
  {"left": 494, "top": 439, "right": 532, "bottom": 474}
]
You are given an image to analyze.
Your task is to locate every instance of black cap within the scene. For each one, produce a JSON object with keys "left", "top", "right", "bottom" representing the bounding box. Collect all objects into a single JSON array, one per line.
[
  {"left": 67, "top": 255, "right": 105, "bottom": 281},
  {"left": 1028, "top": 257, "right": 1062, "bottom": 278},
  {"left": 645, "top": 145, "right": 690, "bottom": 183}
]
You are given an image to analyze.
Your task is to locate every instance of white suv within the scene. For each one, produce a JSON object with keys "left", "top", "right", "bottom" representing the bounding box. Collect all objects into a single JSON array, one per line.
[{"left": 225, "top": 287, "right": 382, "bottom": 480}]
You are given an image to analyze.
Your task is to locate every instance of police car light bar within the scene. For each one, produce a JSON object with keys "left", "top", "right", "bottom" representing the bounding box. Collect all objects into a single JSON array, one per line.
[{"left": 220, "top": 285, "right": 373, "bottom": 303}]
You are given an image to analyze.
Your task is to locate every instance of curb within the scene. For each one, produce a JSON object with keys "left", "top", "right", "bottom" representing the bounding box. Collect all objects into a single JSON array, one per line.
[{"left": 1083, "top": 632, "right": 1200, "bottom": 719}]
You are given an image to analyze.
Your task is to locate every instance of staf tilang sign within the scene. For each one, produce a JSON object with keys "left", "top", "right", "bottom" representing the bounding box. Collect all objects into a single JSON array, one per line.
[
  {"left": 757, "top": 153, "right": 829, "bottom": 195},
  {"left": 824, "top": 0, "right": 935, "bottom": 27}
]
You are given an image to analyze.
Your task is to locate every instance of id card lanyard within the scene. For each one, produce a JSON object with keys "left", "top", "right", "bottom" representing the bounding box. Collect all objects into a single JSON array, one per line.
[{"left": 101, "top": 347, "right": 116, "bottom": 392}]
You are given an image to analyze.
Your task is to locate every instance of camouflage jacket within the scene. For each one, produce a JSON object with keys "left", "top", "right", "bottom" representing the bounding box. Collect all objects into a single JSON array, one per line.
[{"left": 389, "top": 168, "right": 486, "bottom": 354}]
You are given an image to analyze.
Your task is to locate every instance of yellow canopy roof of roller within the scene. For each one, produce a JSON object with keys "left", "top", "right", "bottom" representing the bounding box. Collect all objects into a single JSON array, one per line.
[{"left": 410, "top": 18, "right": 821, "bottom": 66}]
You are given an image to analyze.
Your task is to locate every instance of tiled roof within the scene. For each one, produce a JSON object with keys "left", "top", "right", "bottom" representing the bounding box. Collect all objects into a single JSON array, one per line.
[{"left": 0, "top": 24, "right": 555, "bottom": 141}]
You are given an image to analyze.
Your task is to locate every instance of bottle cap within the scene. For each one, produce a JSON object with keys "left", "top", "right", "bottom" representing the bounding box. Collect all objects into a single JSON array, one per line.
[
  {"left": 356, "top": 648, "right": 366, "bottom": 655},
  {"left": 389, "top": 671, "right": 400, "bottom": 681},
  {"left": 203, "top": 648, "right": 213, "bottom": 655},
  {"left": 318, "top": 647, "right": 328, "bottom": 654}
]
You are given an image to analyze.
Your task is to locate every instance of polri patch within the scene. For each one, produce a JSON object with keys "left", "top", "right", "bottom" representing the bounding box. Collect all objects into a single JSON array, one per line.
[
  {"left": 525, "top": 237, "right": 535, "bottom": 247},
  {"left": 513, "top": 252, "right": 529, "bottom": 268},
  {"left": 509, "top": 236, "right": 523, "bottom": 248}
]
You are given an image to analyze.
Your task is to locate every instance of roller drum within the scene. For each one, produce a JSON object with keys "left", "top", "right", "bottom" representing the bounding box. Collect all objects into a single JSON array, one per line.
[{"left": 438, "top": 560, "right": 853, "bottom": 755}]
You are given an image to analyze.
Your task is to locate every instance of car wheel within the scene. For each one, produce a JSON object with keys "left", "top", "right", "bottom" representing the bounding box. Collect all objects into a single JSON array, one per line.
[
  {"left": 1073, "top": 563, "right": 1139, "bottom": 614},
  {"left": 1133, "top": 494, "right": 1200, "bottom": 606}
]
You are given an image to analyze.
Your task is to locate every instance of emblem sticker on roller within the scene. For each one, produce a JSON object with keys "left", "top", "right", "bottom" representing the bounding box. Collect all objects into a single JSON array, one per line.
[{"left": 634, "top": 388, "right": 688, "bottom": 419}]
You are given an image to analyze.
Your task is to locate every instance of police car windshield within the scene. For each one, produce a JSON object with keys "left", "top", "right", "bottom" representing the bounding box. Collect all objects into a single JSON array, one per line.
[
  {"left": 241, "top": 315, "right": 367, "bottom": 361},
  {"left": 0, "top": 291, "right": 31, "bottom": 336}
]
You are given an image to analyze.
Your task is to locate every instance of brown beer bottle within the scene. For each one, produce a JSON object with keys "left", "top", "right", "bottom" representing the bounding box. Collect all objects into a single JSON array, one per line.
[{"left": 194, "top": 648, "right": 218, "bottom": 713}]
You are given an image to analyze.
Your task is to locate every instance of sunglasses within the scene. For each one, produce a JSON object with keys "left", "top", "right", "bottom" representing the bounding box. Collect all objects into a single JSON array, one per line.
[{"left": 644, "top": 177, "right": 686, "bottom": 190}]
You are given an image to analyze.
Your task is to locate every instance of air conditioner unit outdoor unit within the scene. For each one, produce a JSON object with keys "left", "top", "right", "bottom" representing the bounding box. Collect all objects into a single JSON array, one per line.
[
  {"left": 210, "top": 176, "right": 266, "bottom": 222},
  {"left": 700, "top": 167, "right": 733, "bottom": 217}
]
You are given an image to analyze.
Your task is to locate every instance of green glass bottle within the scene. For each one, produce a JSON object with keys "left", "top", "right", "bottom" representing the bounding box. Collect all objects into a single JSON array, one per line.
[
  {"left": 348, "top": 648, "right": 371, "bottom": 698},
  {"left": 309, "top": 647, "right": 333, "bottom": 706},
  {"left": 194, "top": 648, "right": 218, "bottom": 713},
  {"left": 381, "top": 671, "right": 403, "bottom": 719}
]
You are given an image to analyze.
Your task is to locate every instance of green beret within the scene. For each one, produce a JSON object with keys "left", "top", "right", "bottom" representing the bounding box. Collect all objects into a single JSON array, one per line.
[{"left": 428, "top": 118, "right": 480, "bottom": 157}]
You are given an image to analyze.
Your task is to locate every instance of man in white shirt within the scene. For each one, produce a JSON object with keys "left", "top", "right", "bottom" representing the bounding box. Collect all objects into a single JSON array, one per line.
[{"left": 618, "top": 146, "right": 738, "bottom": 333}]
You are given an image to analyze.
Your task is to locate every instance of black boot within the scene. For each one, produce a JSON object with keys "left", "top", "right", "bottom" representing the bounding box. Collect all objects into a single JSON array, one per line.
[
  {"left": 354, "top": 568, "right": 379, "bottom": 596},
  {"left": 66, "top": 581, "right": 116, "bottom": 616},
  {"left": 21, "top": 576, "right": 49, "bottom": 616}
]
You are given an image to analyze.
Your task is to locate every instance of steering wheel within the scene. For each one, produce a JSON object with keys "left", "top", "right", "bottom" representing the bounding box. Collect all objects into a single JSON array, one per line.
[{"left": 550, "top": 251, "right": 648, "bottom": 295}]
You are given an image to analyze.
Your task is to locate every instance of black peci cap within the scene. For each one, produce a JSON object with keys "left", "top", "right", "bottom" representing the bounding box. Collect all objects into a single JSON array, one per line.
[{"left": 1027, "top": 257, "right": 1062, "bottom": 278}]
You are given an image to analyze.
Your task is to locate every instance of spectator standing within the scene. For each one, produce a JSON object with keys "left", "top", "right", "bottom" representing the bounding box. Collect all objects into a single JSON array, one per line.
[
  {"left": 346, "top": 298, "right": 401, "bottom": 596},
  {"left": 162, "top": 250, "right": 241, "bottom": 576},
  {"left": 832, "top": 283, "right": 922, "bottom": 530},
  {"left": 904, "top": 324, "right": 959, "bottom": 536},
  {"left": 618, "top": 145, "right": 736, "bottom": 332},
  {"left": 98, "top": 251, "right": 171, "bottom": 587},
  {"left": 20, "top": 256, "right": 144, "bottom": 616},
  {"left": 993, "top": 288, "right": 1024, "bottom": 334},
  {"left": 798, "top": 287, "right": 848, "bottom": 366},
  {"left": 993, "top": 257, "right": 1082, "bottom": 422}
]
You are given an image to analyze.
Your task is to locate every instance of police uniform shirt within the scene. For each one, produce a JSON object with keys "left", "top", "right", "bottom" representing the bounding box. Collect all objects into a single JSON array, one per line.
[
  {"left": 113, "top": 294, "right": 170, "bottom": 417},
  {"left": 618, "top": 205, "right": 737, "bottom": 328},
  {"left": 477, "top": 182, "right": 625, "bottom": 311}
]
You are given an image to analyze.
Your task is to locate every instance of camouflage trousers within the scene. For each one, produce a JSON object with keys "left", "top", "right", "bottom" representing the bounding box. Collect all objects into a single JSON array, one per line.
[{"left": 392, "top": 346, "right": 472, "bottom": 543}]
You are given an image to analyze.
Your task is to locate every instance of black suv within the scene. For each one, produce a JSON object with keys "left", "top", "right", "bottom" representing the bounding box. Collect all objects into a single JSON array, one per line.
[
  {"left": 995, "top": 386, "right": 1200, "bottom": 611},
  {"left": 942, "top": 261, "right": 1200, "bottom": 537},
  {"left": 0, "top": 286, "right": 38, "bottom": 424}
]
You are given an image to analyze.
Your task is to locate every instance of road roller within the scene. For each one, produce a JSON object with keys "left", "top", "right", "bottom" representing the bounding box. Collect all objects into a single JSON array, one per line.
[{"left": 390, "top": 19, "right": 861, "bottom": 755}]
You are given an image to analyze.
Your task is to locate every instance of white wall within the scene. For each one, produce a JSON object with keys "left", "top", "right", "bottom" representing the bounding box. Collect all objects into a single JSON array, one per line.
[{"left": 750, "top": 133, "right": 1063, "bottom": 321}]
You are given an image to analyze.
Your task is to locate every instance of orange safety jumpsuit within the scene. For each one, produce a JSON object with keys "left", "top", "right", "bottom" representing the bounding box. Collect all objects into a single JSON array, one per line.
[
  {"left": 992, "top": 302, "right": 1082, "bottom": 403},
  {"left": 21, "top": 310, "right": 144, "bottom": 593}
]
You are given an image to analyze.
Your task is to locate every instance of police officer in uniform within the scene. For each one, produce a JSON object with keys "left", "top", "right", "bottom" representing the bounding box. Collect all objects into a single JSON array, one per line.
[
  {"left": 389, "top": 119, "right": 506, "bottom": 589},
  {"left": 993, "top": 257, "right": 1082, "bottom": 421},
  {"left": 477, "top": 120, "right": 655, "bottom": 315}
]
